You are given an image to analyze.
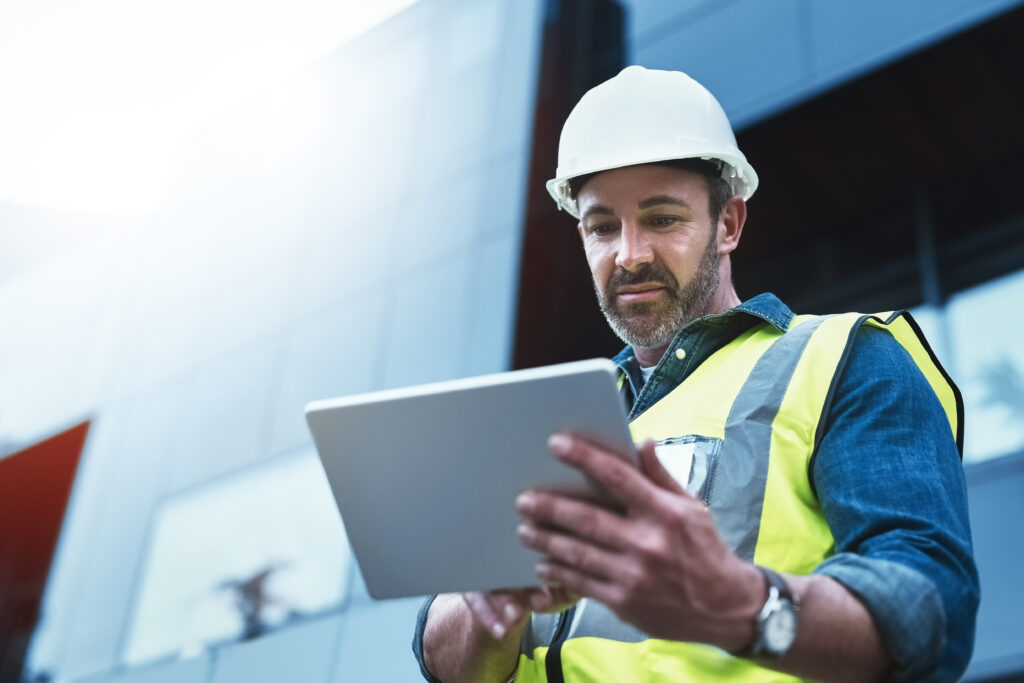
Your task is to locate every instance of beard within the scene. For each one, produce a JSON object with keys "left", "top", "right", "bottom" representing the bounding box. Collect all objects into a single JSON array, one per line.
[{"left": 594, "top": 231, "right": 721, "bottom": 350}]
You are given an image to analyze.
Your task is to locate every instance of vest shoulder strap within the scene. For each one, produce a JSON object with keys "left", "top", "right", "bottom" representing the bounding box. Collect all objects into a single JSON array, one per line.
[{"left": 809, "top": 311, "right": 963, "bottom": 458}]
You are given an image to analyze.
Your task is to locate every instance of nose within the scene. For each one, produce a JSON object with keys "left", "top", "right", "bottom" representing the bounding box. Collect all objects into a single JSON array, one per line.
[{"left": 614, "top": 221, "right": 654, "bottom": 272}]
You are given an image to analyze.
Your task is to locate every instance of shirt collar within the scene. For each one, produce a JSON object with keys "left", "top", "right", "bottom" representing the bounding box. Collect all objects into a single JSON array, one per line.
[
  {"left": 725, "top": 292, "right": 794, "bottom": 333},
  {"left": 611, "top": 292, "right": 795, "bottom": 372}
]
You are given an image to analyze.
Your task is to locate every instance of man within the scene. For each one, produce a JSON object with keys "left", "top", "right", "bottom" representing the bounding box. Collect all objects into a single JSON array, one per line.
[{"left": 413, "top": 66, "right": 978, "bottom": 682}]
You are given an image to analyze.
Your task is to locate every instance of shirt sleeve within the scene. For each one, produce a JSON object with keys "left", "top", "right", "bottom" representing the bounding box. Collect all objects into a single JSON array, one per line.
[
  {"left": 412, "top": 594, "right": 443, "bottom": 682},
  {"left": 811, "top": 323, "right": 979, "bottom": 682}
]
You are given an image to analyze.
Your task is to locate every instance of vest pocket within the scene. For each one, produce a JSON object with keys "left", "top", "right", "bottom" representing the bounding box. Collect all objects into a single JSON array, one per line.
[{"left": 653, "top": 435, "right": 723, "bottom": 504}]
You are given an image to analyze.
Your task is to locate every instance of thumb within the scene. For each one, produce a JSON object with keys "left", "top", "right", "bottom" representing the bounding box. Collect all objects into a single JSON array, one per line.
[{"left": 637, "top": 439, "right": 687, "bottom": 495}]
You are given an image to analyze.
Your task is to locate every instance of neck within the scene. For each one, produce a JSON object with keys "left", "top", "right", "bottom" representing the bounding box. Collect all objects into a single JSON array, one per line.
[{"left": 632, "top": 282, "right": 742, "bottom": 368}]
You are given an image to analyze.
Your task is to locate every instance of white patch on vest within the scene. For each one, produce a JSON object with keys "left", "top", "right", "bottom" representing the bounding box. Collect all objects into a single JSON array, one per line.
[{"left": 653, "top": 441, "right": 696, "bottom": 488}]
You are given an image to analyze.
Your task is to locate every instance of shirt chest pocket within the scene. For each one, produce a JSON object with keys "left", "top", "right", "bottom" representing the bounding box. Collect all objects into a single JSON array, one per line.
[{"left": 653, "top": 435, "right": 723, "bottom": 504}]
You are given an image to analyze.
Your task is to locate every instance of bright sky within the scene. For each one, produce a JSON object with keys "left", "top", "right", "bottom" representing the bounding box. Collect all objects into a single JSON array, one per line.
[{"left": 0, "top": 0, "right": 417, "bottom": 215}]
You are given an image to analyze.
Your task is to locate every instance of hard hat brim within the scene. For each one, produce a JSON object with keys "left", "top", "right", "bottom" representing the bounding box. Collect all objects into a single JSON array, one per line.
[{"left": 546, "top": 153, "right": 758, "bottom": 219}]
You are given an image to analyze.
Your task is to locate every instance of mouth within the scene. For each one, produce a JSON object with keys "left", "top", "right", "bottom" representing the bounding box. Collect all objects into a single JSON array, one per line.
[{"left": 615, "top": 284, "right": 666, "bottom": 302}]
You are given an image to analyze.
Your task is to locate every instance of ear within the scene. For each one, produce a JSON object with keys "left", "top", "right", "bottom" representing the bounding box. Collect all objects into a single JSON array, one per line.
[{"left": 717, "top": 196, "right": 746, "bottom": 255}]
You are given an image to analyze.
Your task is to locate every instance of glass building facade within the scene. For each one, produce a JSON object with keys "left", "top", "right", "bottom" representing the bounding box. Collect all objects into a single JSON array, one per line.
[{"left": 1, "top": 0, "right": 1022, "bottom": 681}]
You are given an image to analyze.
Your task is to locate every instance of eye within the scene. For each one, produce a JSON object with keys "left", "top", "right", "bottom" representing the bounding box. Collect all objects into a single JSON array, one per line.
[
  {"left": 651, "top": 215, "right": 678, "bottom": 227},
  {"left": 588, "top": 223, "right": 617, "bottom": 237}
]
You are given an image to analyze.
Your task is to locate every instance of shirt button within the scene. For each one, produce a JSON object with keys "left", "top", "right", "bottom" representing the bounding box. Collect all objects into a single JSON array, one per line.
[{"left": 675, "top": 348, "right": 686, "bottom": 360}]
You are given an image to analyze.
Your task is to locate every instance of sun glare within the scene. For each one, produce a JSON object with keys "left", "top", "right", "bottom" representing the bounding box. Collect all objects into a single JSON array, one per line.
[{"left": 0, "top": 0, "right": 418, "bottom": 216}]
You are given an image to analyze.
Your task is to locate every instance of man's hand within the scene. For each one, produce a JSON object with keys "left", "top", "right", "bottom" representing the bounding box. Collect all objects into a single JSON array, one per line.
[
  {"left": 423, "top": 587, "right": 578, "bottom": 683},
  {"left": 515, "top": 433, "right": 763, "bottom": 652},
  {"left": 461, "top": 585, "right": 579, "bottom": 640}
]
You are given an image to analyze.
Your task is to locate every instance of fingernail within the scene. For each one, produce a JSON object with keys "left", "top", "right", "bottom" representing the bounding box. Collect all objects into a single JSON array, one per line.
[
  {"left": 516, "top": 492, "right": 536, "bottom": 513},
  {"left": 517, "top": 524, "right": 537, "bottom": 542},
  {"left": 536, "top": 562, "right": 551, "bottom": 579},
  {"left": 548, "top": 433, "right": 571, "bottom": 456},
  {"left": 492, "top": 623, "right": 506, "bottom": 639},
  {"left": 504, "top": 603, "right": 520, "bottom": 621}
]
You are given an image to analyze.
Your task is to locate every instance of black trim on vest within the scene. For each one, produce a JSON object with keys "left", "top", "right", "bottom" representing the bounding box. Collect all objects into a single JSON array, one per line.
[
  {"left": 899, "top": 311, "right": 965, "bottom": 457},
  {"left": 545, "top": 604, "right": 576, "bottom": 683}
]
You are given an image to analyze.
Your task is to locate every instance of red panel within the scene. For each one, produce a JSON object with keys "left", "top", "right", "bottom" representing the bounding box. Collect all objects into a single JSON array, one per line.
[{"left": 0, "top": 422, "right": 89, "bottom": 678}]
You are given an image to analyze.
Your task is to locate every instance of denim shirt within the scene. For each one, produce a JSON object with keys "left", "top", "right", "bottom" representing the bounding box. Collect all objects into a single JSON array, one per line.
[{"left": 612, "top": 293, "right": 979, "bottom": 682}]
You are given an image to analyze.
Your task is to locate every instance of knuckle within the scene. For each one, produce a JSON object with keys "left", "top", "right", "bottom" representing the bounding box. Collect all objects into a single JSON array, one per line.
[
  {"left": 606, "top": 585, "right": 629, "bottom": 609},
  {"left": 600, "top": 459, "right": 628, "bottom": 488},
  {"left": 658, "top": 503, "right": 688, "bottom": 535},
  {"left": 617, "top": 563, "right": 638, "bottom": 590},
  {"left": 633, "top": 529, "right": 666, "bottom": 561},
  {"left": 627, "top": 563, "right": 652, "bottom": 594},
  {"left": 567, "top": 541, "right": 586, "bottom": 567},
  {"left": 576, "top": 507, "right": 599, "bottom": 538},
  {"left": 465, "top": 593, "right": 490, "bottom": 618},
  {"left": 649, "top": 494, "right": 676, "bottom": 517},
  {"left": 548, "top": 533, "right": 566, "bottom": 555}
]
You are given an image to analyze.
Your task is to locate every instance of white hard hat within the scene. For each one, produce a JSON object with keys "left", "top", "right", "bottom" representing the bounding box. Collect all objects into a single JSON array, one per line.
[{"left": 546, "top": 65, "right": 758, "bottom": 218}]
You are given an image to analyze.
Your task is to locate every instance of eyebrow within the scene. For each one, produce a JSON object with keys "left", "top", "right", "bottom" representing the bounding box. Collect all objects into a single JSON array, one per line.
[
  {"left": 580, "top": 205, "right": 615, "bottom": 221},
  {"left": 638, "top": 195, "right": 693, "bottom": 210},
  {"left": 581, "top": 196, "right": 694, "bottom": 221}
]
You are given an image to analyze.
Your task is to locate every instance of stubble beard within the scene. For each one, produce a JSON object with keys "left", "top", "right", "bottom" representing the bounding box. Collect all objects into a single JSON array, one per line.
[{"left": 595, "top": 232, "right": 721, "bottom": 350}]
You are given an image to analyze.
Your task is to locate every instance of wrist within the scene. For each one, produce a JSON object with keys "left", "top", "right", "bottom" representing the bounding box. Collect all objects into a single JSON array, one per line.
[
  {"left": 713, "top": 562, "right": 766, "bottom": 653},
  {"left": 425, "top": 595, "right": 526, "bottom": 683},
  {"left": 735, "top": 566, "right": 801, "bottom": 660}
]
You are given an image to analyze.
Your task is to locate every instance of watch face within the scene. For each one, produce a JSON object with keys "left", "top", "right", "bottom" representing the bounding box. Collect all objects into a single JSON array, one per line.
[{"left": 764, "top": 603, "right": 798, "bottom": 653}]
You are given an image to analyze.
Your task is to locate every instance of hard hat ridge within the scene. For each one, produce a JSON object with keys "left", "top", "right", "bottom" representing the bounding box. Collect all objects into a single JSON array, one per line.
[{"left": 546, "top": 65, "right": 758, "bottom": 218}]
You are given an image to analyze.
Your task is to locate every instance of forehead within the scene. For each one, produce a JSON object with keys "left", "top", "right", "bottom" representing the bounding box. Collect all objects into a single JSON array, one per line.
[{"left": 576, "top": 164, "right": 708, "bottom": 215}]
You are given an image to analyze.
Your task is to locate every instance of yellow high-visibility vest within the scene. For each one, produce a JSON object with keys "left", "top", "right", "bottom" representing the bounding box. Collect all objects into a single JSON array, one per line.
[{"left": 514, "top": 312, "right": 962, "bottom": 682}]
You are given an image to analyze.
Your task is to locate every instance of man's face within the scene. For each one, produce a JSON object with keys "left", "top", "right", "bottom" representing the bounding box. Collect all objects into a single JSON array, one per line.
[{"left": 576, "top": 164, "right": 722, "bottom": 351}]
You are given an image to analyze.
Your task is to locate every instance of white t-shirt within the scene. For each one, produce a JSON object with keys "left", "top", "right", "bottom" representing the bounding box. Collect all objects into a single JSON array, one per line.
[{"left": 640, "top": 364, "right": 656, "bottom": 384}]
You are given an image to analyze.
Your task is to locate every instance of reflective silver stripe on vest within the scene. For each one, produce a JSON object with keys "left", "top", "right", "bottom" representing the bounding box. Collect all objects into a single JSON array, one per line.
[
  {"left": 537, "top": 317, "right": 829, "bottom": 650},
  {"left": 567, "top": 597, "right": 647, "bottom": 642},
  {"left": 521, "top": 598, "right": 650, "bottom": 657},
  {"left": 520, "top": 611, "right": 559, "bottom": 658},
  {"left": 709, "top": 315, "right": 826, "bottom": 562}
]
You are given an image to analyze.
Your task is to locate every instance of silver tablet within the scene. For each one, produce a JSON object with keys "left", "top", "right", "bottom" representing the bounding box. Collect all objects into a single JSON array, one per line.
[{"left": 305, "top": 358, "right": 635, "bottom": 599}]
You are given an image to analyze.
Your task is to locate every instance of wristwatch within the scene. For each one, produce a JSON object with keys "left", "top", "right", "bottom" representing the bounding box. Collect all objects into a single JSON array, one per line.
[{"left": 748, "top": 565, "right": 800, "bottom": 658}]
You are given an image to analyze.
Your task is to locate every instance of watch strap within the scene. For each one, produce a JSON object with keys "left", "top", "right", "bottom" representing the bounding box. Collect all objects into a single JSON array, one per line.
[
  {"left": 757, "top": 565, "right": 795, "bottom": 603},
  {"left": 736, "top": 565, "right": 799, "bottom": 659}
]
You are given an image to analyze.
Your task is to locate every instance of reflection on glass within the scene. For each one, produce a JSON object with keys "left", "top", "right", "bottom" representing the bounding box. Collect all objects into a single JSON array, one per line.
[
  {"left": 946, "top": 270, "right": 1024, "bottom": 463},
  {"left": 123, "top": 449, "right": 350, "bottom": 665}
]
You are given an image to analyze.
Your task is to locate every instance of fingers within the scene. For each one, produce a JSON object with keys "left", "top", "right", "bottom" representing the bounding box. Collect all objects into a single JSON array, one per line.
[
  {"left": 548, "top": 433, "right": 653, "bottom": 510},
  {"left": 517, "top": 522, "right": 621, "bottom": 579},
  {"left": 463, "top": 587, "right": 578, "bottom": 640},
  {"left": 527, "top": 584, "right": 580, "bottom": 613},
  {"left": 526, "top": 585, "right": 558, "bottom": 612},
  {"left": 535, "top": 560, "right": 620, "bottom": 607},
  {"left": 462, "top": 591, "right": 524, "bottom": 640},
  {"left": 637, "top": 439, "right": 687, "bottom": 495},
  {"left": 516, "top": 490, "right": 631, "bottom": 549}
]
